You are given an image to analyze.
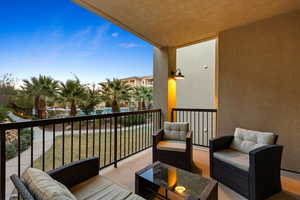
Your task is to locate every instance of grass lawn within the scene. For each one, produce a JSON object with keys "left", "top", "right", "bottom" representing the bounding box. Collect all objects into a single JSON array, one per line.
[{"left": 33, "top": 127, "right": 154, "bottom": 171}]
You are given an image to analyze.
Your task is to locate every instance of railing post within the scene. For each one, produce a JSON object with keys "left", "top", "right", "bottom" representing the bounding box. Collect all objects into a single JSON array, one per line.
[
  {"left": 159, "top": 110, "right": 162, "bottom": 128},
  {"left": 171, "top": 109, "right": 174, "bottom": 122},
  {"left": 114, "top": 116, "right": 118, "bottom": 168},
  {"left": 0, "top": 128, "right": 6, "bottom": 200}
]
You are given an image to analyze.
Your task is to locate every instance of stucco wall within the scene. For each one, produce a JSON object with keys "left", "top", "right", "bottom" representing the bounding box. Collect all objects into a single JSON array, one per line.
[
  {"left": 176, "top": 40, "right": 216, "bottom": 108},
  {"left": 153, "top": 47, "right": 168, "bottom": 119},
  {"left": 218, "top": 10, "right": 300, "bottom": 171}
]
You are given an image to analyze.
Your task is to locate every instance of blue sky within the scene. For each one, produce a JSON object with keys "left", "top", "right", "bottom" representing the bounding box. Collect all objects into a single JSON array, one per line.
[{"left": 0, "top": 0, "right": 153, "bottom": 86}]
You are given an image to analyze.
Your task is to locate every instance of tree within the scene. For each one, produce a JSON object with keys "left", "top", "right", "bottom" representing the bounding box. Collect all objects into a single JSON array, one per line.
[
  {"left": 144, "top": 87, "right": 153, "bottom": 109},
  {"left": 79, "top": 84, "right": 101, "bottom": 115},
  {"left": 0, "top": 73, "right": 17, "bottom": 107},
  {"left": 21, "top": 75, "right": 59, "bottom": 119},
  {"left": 133, "top": 86, "right": 153, "bottom": 110},
  {"left": 58, "top": 77, "right": 86, "bottom": 116},
  {"left": 10, "top": 90, "right": 34, "bottom": 116},
  {"left": 99, "top": 79, "right": 132, "bottom": 113}
]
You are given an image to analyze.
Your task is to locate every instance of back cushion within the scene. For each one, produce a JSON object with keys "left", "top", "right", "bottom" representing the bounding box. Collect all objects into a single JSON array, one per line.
[
  {"left": 164, "top": 122, "right": 189, "bottom": 141},
  {"left": 230, "top": 128, "right": 275, "bottom": 153},
  {"left": 22, "top": 168, "right": 77, "bottom": 200}
]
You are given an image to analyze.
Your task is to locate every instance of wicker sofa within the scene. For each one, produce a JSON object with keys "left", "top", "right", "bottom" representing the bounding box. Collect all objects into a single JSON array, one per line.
[
  {"left": 153, "top": 122, "right": 193, "bottom": 171},
  {"left": 10, "top": 157, "right": 145, "bottom": 200},
  {"left": 209, "top": 128, "right": 283, "bottom": 200}
]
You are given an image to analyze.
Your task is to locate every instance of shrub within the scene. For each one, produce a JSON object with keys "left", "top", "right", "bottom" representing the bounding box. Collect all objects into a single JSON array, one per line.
[
  {"left": 5, "top": 143, "right": 17, "bottom": 160},
  {"left": 47, "top": 110, "right": 66, "bottom": 118},
  {"left": 95, "top": 110, "right": 103, "bottom": 115},
  {"left": 120, "top": 115, "right": 146, "bottom": 127},
  {"left": 0, "top": 107, "right": 8, "bottom": 122},
  {"left": 12, "top": 110, "right": 30, "bottom": 119},
  {"left": 5, "top": 128, "right": 32, "bottom": 160}
]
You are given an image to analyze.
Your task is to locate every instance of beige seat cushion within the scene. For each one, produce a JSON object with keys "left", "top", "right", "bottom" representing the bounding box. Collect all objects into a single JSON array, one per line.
[
  {"left": 22, "top": 168, "right": 76, "bottom": 200},
  {"left": 71, "top": 175, "right": 133, "bottom": 200},
  {"left": 164, "top": 122, "right": 189, "bottom": 141},
  {"left": 157, "top": 140, "right": 186, "bottom": 152},
  {"left": 214, "top": 149, "right": 249, "bottom": 171},
  {"left": 230, "top": 128, "right": 275, "bottom": 153}
]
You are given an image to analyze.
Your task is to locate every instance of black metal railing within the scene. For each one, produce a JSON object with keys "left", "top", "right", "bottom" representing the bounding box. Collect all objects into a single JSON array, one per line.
[
  {"left": 171, "top": 108, "right": 217, "bottom": 147},
  {"left": 0, "top": 109, "right": 162, "bottom": 199}
]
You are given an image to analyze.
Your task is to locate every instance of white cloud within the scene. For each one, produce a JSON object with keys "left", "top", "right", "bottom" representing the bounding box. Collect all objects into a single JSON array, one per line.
[
  {"left": 119, "top": 43, "right": 144, "bottom": 48},
  {"left": 91, "top": 23, "right": 111, "bottom": 49},
  {"left": 17, "top": 24, "right": 113, "bottom": 65},
  {"left": 111, "top": 32, "right": 119, "bottom": 37}
]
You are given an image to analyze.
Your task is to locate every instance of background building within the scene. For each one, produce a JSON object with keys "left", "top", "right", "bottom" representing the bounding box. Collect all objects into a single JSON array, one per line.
[{"left": 120, "top": 76, "right": 153, "bottom": 88}]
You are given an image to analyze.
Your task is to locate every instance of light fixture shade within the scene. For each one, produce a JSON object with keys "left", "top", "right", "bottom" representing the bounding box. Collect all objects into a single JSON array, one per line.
[
  {"left": 172, "top": 68, "right": 185, "bottom": 80},
  {"left": 174, "top": 72, "right": 184, "bottom": 80}
]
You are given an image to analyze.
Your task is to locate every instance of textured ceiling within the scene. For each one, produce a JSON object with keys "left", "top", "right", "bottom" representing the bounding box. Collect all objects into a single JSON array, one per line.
[{"left": 72, "top": 0, "right": 300, "bottom": 47}]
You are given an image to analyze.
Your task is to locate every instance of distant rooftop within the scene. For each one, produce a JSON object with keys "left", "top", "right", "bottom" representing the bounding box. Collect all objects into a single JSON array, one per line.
[{"left": 120, "top": 75, "right": 153, "bottom": 80}]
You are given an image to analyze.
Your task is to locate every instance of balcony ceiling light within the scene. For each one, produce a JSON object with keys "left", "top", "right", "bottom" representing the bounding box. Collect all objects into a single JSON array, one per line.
[{"left": 172, "top": 68, "right": 185, "bottom": 80}]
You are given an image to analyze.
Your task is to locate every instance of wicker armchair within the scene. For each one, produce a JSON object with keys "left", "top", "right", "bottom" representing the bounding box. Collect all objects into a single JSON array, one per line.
[
  {"left": 153, "top": 122, "right": 193, "bottom": 171},
  {"left": 209, "top": 128, "right": 283, "bottom": 200},
  {"left": 10, "top": 157, "right": 145, "bottom": 200},
  {"left": 10, "top": 157, "right": 99, "bottom": 200}
]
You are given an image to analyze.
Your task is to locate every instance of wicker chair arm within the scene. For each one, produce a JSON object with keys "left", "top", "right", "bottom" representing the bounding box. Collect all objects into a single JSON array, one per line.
[
  {"left": 186, "top": 130, "right": 193, "bottom": 147},
  {"left": 10, "top": 174, "right": 35, "bottom": 200},
  {"left": 209, "top": 136, "right": 234, "bottom": 152},
  {"left": 249, "top": 145, "right": 283, "bottom": 199},
  {"left": 153, "top": 128, "right": 164, "bottom": 137},
  {"left": 186, "top": 130, "right": 192, "bottom": 139},
  {"left": 153, "top": 129, "right": 164, "bottom": 146},
  {"left": 48, "top": 157, "right": 99, "bottom": 188},
  {"left": 249, "top": 145, "right": 283, "bottom": 168}
]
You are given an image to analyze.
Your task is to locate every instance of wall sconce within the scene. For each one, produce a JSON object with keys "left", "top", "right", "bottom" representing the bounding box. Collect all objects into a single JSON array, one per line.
[{"left": 171, "top": 68, "right": 185, "bottom": 80}]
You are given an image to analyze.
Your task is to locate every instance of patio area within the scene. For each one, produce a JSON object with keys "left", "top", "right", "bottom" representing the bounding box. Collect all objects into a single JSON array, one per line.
[
  {"left": 2, "top": 1, "right": 300, "bottom": 199},
  {"left": 100, "top": 147, "right": 300, "bottom": 200}
]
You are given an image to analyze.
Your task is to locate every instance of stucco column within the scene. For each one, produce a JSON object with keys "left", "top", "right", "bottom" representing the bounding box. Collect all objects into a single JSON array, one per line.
[{"left": 153, "top": 47, "right": 177, "bottom": 121}]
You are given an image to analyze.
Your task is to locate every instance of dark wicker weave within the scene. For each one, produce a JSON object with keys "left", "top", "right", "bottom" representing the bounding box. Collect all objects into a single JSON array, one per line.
[
  {"left": 209, "top": 135, "right": 283, "bottom": 200},
  {"left": 153, "top": 129, "right": 193, "bottom": 171},
  {"left": 10, "top": 157, "right": 99, "bottom": 200}
]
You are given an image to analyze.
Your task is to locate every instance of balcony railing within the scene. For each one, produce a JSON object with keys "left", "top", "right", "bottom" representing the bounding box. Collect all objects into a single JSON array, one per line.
[
  {"left": 0, "top": 109, "right": 162, "bottom": 199},
  {"left": 0, "top": 107, "right": 218, "bottom": 199},
  {"left": 171, "top": 108, "right": 218, "bottom": 147}
]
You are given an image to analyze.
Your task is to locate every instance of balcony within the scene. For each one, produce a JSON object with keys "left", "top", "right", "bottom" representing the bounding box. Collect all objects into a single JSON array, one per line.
[
  {"left": 1, "top": 108, "right": 300, "bottom": 199},
  {"left": 2, "top": 0, "right": 300, "bottom": 199},
  {"left": 0, "top": 108, "right": 215, "bottom": 199}
]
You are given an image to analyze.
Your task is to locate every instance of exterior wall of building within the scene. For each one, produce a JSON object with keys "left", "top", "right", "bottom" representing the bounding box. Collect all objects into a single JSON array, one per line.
[
  {"left": 218, "top": 10, "right": 300, "bottom": 171},
  {"left": 176, "top": 40, "right": 216, "bottom": 109}
]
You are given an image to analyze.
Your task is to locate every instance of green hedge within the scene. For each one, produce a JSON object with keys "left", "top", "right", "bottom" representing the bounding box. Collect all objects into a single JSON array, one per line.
[
  {"left": 6, "top": 129, "right": 31, "bottom": 160},
  {"left": 119, "top": 115, "right": 146, "bottom": 127},
  {"left": 12, "top": 110, "right": 30, "bottom": 119},
  {"left": 0, "top": 107, "right": 8, "bottom": 122}
]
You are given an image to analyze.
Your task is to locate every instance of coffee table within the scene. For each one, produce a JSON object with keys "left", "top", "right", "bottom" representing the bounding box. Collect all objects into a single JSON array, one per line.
[{"left": 135, "top": 161, "right": 218, "bottom": 200}]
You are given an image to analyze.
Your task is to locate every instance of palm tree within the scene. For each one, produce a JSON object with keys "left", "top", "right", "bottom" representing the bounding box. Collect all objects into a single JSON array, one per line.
[
  {"left": 144, "top": 87, "right": 153, "bottom": 109},
  {"left": 58, "top": 77, "right": 86, "bottom": 116},
  {"left": 99, "top": 79, "right": 132, "bottom": 113},
  {"left": 21, "top": 75, "right": 59, "bottom": 119},
  {"left": 133, "top": 86, "right": 153, "bottom": 110},
  {"left": 79, "top": 84, "right": 101, "bottom": 115}
]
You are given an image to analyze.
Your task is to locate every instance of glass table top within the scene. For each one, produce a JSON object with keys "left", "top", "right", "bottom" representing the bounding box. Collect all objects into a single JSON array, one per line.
[{"left": 138, "top": 162, "right": 212, "bottom": 200}]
